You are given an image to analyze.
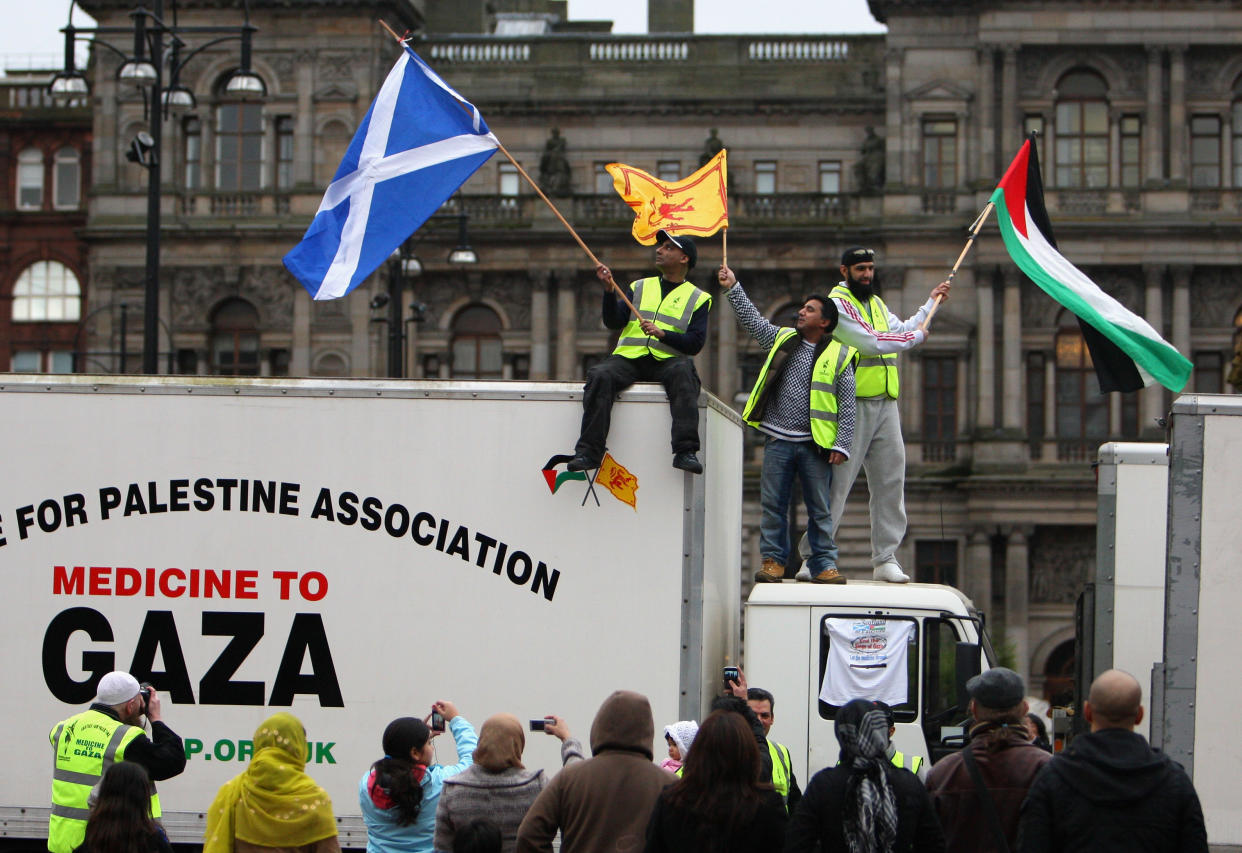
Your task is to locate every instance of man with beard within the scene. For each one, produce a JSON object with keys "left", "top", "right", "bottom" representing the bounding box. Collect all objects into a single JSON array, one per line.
[
  {"left": 48, "top": 671, "right": 186, "bottom": 853},
  {"left": 804, "top": 247, "right": 950, "bottom": 583}
]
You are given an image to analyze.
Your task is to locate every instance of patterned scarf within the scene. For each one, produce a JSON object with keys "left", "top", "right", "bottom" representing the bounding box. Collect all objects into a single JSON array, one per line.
[{"left": 836, "top": 702, "right": 899, "bottom": 853}]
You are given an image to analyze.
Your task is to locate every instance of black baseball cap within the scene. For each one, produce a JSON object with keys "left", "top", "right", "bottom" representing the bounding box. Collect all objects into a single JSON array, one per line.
[
  {"left": 657, "top": 230, "right": 697, "bottom": 270},
  {"left": 841, "top": 246, "right": 876, "bottom": 267}
]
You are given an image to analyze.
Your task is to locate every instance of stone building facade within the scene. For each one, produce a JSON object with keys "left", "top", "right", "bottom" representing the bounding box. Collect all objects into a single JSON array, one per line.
[{"left": 49, "top": 0, "right": 1242, "bottom": 696}]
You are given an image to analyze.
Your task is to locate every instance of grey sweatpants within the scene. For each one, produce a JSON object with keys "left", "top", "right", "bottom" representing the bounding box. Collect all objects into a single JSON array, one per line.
[{"left": 799, "top": 396, "right": 907, "bottom": 567}]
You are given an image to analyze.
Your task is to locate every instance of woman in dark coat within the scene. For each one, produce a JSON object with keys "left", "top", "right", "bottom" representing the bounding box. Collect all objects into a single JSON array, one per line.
[
  {"left": 644, "top": 709, "right": 787, "bottom": 852},
  {"left": 784, "top": 699, "right": 945, "bottom": 853}
]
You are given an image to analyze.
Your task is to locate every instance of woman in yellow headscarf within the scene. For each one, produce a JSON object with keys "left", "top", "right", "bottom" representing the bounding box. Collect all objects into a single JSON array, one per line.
[{"left": 203, "top": 712, "right": 340, "bottom": 853}]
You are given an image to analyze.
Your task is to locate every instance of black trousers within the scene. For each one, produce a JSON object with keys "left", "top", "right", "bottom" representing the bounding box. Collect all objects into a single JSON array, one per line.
[{"left": 574, "top": 354, "right": 701, "bottom": 460}]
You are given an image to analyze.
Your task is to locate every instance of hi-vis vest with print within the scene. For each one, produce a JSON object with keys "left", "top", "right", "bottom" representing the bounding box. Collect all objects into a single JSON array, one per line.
[
  {"left": 613, "top": 277, "right": 711, "bottom": 360},
  {"left": 48, "top": 709, "right": 162, "bottom": 853},
  {"left": 892, "top": 749, "right": 923, "bottom": 774},
  {"left": 830, "top": 284, "right": 900, "bottom": 399},
  {"left": 742, "top": 329, "right": 855, "bottom": 450},
  {"left": 768, "top": 740, "right": 793, "bottom": 810}
]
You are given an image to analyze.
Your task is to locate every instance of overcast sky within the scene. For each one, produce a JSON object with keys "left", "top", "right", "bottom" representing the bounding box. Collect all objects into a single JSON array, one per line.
[{"left": 1, "top": 0, "right": 884, "bottom": 74}]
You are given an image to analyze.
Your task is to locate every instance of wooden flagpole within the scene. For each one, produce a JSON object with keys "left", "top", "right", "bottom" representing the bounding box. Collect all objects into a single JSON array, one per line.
[
  {"left": 722, "top": 228, "right": 728, "bottom": 269},
  {"left": 378, "top": 20, "right": 641, "bottom": 319},
  {"left": 920, "top": 201, "right": 994, "bottom": 332}
]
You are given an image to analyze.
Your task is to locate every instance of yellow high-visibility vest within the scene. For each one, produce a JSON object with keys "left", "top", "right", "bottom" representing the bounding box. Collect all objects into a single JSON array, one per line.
[
  {"left": 612, "top": 277, "right": 711, "bottom": 360},
  {"left": 892, "top": 749, "right": 924, "bottom": 774},
  {"left": 48, "top": 709, "right": 162, "bottom": 853},
  {"left": 742, "top": 328, "right": 855, "bottom": 450},
  {"left": 768, "top": 740, "right": 793, "bottom": 810},
  {"left": 830, "top": 284, "right": 899, "bottom": 399}
]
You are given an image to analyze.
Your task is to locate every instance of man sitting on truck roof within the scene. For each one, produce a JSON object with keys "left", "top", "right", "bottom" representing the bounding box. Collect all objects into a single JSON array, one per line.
[
  {"left": 926, "top": 667, "right": 1050, "bottom": 852},
  {"left": 1017, "top": 669, "right": 1208, "bottom": 853},
  {"left": 565, "top": 231, "right": 712, "bottom": 475},
  {"left": 718, "top": 263, "right": 856, "bottom": 585}
]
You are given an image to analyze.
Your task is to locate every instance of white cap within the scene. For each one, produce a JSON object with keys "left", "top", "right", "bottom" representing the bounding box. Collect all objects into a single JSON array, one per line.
[{"left": 95, "top": 672, "right": 141, "bottom": 706}]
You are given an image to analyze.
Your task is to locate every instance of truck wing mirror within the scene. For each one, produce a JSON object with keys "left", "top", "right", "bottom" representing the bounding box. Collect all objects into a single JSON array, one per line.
[{"left": 955, "top": 641, "right": 982, "bottom": 711}]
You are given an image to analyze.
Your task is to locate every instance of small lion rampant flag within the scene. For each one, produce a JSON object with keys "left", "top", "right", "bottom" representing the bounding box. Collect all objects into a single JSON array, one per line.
[
  {"left": 607, "top": 150, "right": 728, "bottom": 245},
  {"left": 597, "top": 453, "right": 639, "bottom": 510}
]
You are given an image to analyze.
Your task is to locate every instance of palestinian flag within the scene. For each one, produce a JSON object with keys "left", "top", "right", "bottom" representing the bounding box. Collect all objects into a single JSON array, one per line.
[
  {"left": 991, "top": 136, "right": 1192, "bottom": 393},
  {"left": 541, "top": 454, "right": 586, "bottom": 494}
]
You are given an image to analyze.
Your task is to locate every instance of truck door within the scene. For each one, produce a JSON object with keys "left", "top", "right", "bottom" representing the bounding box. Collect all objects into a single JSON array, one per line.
[{"left": 922, "top": 615, "right": 984, "bottom": 764}]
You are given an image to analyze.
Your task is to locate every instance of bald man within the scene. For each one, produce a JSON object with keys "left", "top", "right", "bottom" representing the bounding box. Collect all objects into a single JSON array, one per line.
[{"left": 1017, "top": 669, "right": 1207, "bottom": 853}]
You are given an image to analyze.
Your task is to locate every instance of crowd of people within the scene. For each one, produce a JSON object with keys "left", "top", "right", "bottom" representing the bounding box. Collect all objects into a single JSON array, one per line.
[{"left": 49, "top": 665, "right": 1207, "bottom": 853}]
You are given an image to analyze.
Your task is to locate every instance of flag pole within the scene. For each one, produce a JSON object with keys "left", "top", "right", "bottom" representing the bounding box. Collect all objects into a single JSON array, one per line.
[
  {"left": 920, "top": 200, "right": 994, "bottom": 332},
  {"left": 377, "top": 20, "right": 641, "bottom": 320},
  {"left": 722, "top": 228, "right": 728, "bottom": 269}
]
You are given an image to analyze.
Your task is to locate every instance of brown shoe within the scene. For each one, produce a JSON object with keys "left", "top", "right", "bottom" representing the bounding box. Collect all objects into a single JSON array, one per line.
[
  {"left": 754, "top": 558, "right": 785, "bottom": 583},
  {"left": 812, "top": 567, "right": 846, "bottom": 584}
]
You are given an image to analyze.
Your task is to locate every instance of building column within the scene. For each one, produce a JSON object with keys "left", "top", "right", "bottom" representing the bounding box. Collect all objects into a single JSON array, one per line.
[
  {"left": 966, "top": 528, "right": 993, "bottom": 614},
  {"left": 715, "top": 292, "right": 737, "bottom": 401},
  {"left": 976, "top": 46, "right": 996, "bottom": 181},
  {"left": 1109, "top": 107, "right": 1123, "bottom": 189},
  {"left": 1224, "top": 111, "right": 1235, "bottom": 188},
  {"left": 1002, "top": 267, "right": 1023, "bottom": 429},
  {"left": 904, "top": 352, "right": 922, "bottom": 437},
  {"left": 294, "top": 51, "right": 315, "bottom": 186},
  {"left": 1004, "top": 526, "right": 1031, "bottom": 685},
  {"left": 290, "top": 291, "right": 311, "bottom": 375},
  {"left": 1170, "top": 265, "right": 1192, "bottom": 358},
  {"left": 1044, "top": 354, "right": 1056, "bottom": 443},
  {"left": 1169, "top": 46, "right": 1187, "bottom": 184},
  {"left": 977, "top": 269, "right": 996, "bottom": 429},
  {"left": 1001, "top": 46, "right": 1019, "bottom": 163},
  {"left": 1143, "top": 264, "right": 1166, "bottom": 428},
  {"left": 1146, "top": 47, "right": 1165, "bottom": 184},
  {"left": 885, "top": 48, "right": 904, "bottom": 187},
  {"left": 555, "top": 277, "right": 579, "bottom": 380},
  {"left": 530, "top": 273, "right": 550, "bottom": 380}
]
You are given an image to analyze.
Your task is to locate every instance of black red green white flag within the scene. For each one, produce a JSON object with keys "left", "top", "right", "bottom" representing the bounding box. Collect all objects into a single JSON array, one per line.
[{"left": 990, "top": 136, "right": 1192, "bottom": 393}]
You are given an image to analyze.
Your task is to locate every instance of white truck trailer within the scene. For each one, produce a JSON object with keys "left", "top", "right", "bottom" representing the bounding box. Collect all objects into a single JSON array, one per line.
[
  {"left": 1088, "top": 395, "right": 1242, "bottom": 850},
  {"left": 0, "top": 375, "right": 743, "bottom": 847}
]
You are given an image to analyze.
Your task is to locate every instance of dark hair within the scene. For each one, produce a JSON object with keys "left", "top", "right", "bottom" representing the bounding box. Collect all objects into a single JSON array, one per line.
[
  {"left": 746, "top": 687, "right": 775, "bottom": 711},
  {"left": 372, "top": 717, "right": 430, "bottom": 826},
  {"left": 82, "top": 762, "right": 156, "bottom": 853},
  {"left": 453, "top": 819, "right": 502, "bottom": 853},
  {"left": 664, "top": 710, "right": 767, "bottom": 834},
  {"left": 1027, "top": 712, "right": 1049, "bottom": 740},
  {"left": 804, "top": 294, "right": 838, "bottom": 332},
  {"left": 873, "top": 700, "right": 895, "bottom": 728}
]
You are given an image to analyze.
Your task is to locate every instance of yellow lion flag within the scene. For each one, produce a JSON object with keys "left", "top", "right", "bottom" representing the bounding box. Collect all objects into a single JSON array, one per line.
[
  {"left": 606, "top": 150, "right": 728, "bottom": 246},
  {"left": 597, "top": 453, "right": 639, "bottom": 510}
]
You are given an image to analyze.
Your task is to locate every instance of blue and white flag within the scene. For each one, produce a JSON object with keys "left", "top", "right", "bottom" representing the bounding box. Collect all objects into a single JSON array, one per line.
[{"left": 284, "top": 45, "right": 499, "bottom": 300}]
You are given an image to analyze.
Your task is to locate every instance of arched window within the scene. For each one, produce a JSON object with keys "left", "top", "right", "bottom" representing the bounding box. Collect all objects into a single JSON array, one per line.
[
  {"left": 17, "top": 148, "right": 44, "bottom": 210},
  {"left": 1055, "top": 311, "right": 1107, "bottom": 459},
  {"left": 312, "top": 352, "right": 349, "bottom": 377},
  {"left": 450, "top": 304, "right": 503, "bottom": 379},
  {"left": 53, "top": 147, "right": 80, "bottom": 209},
  {"left": 1055, "top": 70, "right": 1109, "bottom": 188},
  {"left": 12, "top": 261, "right": 81, "bottom": 322},
  {"left": 210, "top": 298, "right": 260, "bottom": 375},
  {"left": 214, "top": 75, "right": 266, "bottom": 191}
]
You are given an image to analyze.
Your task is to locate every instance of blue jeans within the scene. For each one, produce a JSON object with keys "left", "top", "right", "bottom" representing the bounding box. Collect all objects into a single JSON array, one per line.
[{"left": 759, "top": 436, "right": 838, "bottom": 571}]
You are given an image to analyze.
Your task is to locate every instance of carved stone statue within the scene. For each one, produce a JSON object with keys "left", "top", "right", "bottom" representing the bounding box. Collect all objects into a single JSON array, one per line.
[
  {"left": 538, "top": 128, "right": 572, "bottom": 196},
  {"left": 854, "top": 126, "right": 886, "bottom": 194},
  {"left": 699, "top": 128, "right": 725, "bottom": 167}
]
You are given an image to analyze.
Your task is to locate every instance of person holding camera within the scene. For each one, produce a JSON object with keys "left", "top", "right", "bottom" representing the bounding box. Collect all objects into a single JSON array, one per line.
[
  {"left": 48, "top": 671, "right": 187, "bottom": 853},
  {"left": 718, "top": 264, "right": 857, "bottom": 585},
  {"left": 435, "top": 714, "right": 584, "bottom": 853},
  {"left": 361, "top": 702, "right": 477, "bottom": 853}
]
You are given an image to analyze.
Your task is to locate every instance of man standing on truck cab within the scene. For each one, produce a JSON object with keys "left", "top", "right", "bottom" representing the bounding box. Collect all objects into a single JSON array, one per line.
[
  {"left": 566, "top": 231, "right": 712, "bottom": 475},
  {"left": 926, "top": 667, "right": 1050, "bottom": 852},
  {"left": 48, "top": 671, "right": 187, "bottom": 853},
  {"left": 718, "top": 263, "right": 856, "bottom": 585},
  {"left": 747, "top": 687, "right": 802, "bottom": 813},
  {"left": 800, "top": 247, "right": 951, "bottom": 583},
  {"left": 1017, "top": 669, "right": 1208, "bottom": 853}
]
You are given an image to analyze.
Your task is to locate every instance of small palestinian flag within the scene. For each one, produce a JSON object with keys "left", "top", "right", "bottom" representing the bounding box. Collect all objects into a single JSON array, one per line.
[
  {"left": 991, "top": 135, "right": 1192, "bottom": 393},
  {"left": 541, "top": 454, "right": 586, "bottom": 494}
]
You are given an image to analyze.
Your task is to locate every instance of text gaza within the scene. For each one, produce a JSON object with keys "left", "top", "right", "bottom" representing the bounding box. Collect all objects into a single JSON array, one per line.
[{"left": 43, "top": 607, "right": 343, "bottom": 707}]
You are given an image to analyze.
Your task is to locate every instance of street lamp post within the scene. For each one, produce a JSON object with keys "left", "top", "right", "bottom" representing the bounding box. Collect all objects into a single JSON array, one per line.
[{"left": 50, "top": 0, "right": 262, "bottom": 375}]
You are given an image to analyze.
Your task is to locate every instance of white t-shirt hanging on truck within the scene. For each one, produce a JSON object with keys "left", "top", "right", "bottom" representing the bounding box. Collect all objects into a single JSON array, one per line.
[{"left": 820, "top": 618, "right": 915, "bottom": 707}]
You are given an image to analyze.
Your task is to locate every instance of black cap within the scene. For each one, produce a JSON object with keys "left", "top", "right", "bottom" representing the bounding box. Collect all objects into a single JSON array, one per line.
[
  {"left": 657, "top": 230, "right": 697, "bottom": 270},
  {"left": 967, "top": 667, "right": 1026, "bottom": 710},
  {"left": 841, "top": 246, "right": 875, "bottom": 267}
]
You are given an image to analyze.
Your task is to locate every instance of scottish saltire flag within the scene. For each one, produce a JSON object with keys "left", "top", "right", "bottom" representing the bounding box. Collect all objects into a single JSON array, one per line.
[
  {"left": 283, "top": 45, "right": 499, "bottom": 300},
  {"left": 991, "top": 135, "right": 1192, "bottom": 393}
]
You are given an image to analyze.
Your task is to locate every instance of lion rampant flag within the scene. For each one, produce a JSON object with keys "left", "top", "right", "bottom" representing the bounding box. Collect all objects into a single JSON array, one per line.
[
  {"left": 606, "top": 150, "right": 728, "bottom": 245},
  {"left": 597, "top": 453, "right": 639, "bottom": 510}
]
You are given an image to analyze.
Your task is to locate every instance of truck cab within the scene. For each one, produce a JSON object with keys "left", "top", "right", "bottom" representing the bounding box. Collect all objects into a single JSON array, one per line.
[{"left": 744, "top": 581, "right": 992, "bottom": 785}]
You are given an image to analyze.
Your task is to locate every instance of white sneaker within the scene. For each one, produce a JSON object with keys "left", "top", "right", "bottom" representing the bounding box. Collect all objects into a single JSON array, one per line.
[
  {"left": 794, "top": 568, "right": 814, "bottom": 582},
  {"left": 873, "top": 561, "right": 910, "bottom": 583}
]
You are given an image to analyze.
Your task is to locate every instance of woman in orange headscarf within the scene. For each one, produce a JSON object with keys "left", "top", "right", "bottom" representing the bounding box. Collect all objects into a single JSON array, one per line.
[{"left": 203, "top": 712, "right": 339, "bottom": 853}]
